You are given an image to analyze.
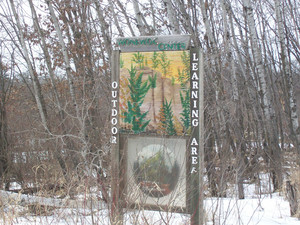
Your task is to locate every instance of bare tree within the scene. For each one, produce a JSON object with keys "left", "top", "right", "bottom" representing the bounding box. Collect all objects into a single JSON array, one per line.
[
  {"left": 242, "top": 0, "right": 283, "bottom": 189},
  {"left": 0, "top": 51, "right": 13, "bottom": 190},
  {"left": 274, "top": 0, "right": 299, "bottom": 158},
  {"left": 9, "top": 0, "right": 48, "bottom": 130}
]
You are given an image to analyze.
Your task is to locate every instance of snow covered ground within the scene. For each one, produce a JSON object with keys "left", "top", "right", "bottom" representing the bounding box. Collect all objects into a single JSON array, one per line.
[
  {"left": 1, "top": 182, "right": 299, "bottom": 224},
  {"left": 204, "top": 194, "right": 299, "bottom": 225}
]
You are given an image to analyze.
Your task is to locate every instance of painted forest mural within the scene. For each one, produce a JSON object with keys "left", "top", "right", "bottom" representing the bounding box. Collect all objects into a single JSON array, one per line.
[{"left": 119, "top": 50, "right": 190, "bottom": 135}]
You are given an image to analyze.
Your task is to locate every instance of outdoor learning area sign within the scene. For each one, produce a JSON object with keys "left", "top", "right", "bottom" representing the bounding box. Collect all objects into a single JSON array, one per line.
[{"left": 111, "top": 35, "right": 203, "bottom": 224}]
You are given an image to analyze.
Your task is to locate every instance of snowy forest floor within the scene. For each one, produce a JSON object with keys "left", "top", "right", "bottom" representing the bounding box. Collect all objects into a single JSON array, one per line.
[{"left": 1, "top": 180, "right": 300, "bottom": 225}]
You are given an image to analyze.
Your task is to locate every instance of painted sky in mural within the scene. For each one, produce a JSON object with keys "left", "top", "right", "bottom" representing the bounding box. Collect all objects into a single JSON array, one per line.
[{"left": 119, "top": 50, "right": 190, "bottom": 135}]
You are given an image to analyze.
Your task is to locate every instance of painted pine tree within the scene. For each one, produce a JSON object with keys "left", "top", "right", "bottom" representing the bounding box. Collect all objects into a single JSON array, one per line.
[
  {"left": 180, "top": 90, "right": 190, "bottom": 132},
  {"left": 159, "top": 51, "right": 171, "bottom": 103},
  {"left": 157, "top": 99, "right": 176, "bottom": 135},
  {"left": 151, "top": 51, "right": 160, "bottom": 70},
  {"left": 123, "top": 65, "right": 150, "bottom": 133},
  {"left": 171, "top": 76, "right": 176, "bottom": 104},
  {"left": 150, "top": 51, "right": 160, "bottom": 122},
  {"left": 148, "top": 73, "right": 157, "bottom": 122},
  {"left": 132, "top": 52, "right": 145, "bottom": 69},
  {"left": 178, "top": 51, "right": 191, "bottom": 132},
  {"left": 163, "top": 100, "right": 176, "bottom": 135}
]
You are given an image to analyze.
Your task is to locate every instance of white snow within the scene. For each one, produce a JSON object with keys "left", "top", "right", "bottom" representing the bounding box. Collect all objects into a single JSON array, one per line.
[{"left": 1, "top": 182, "right": 299, "bottom": 224}]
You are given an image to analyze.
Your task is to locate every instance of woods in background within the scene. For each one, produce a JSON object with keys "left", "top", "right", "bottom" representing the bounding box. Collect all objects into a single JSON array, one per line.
[{"left": 0, "top": 0, "right": 299, "bottom": 216}]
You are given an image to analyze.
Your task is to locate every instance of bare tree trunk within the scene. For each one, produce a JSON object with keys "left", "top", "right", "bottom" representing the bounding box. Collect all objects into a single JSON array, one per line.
[
  {"left": 132, "top": 0, "right": 153, "bottom": 35},
  {"left": 0, "top": 55, "right": 10, "bottom": 190},
  {"left": 149, "top": 0, "right": 157, "bottom": 35},
  {"left": 46, "top": 1, "right": 91, "bottom": 172},
  {"left": 93, "top": 0, "right": 112, "bottom": 58},
  {"left": 115, "top": 0, "right": 136, "bottom": 36},
  {"left": 28, "top": 0, "right": 80, "bottom": 169},
  {"left": 222, "top": 0, "right": 245, "bottom": 199},
  {"left": 200, "top": 0, "right": 234, "bottom": 197},
  {"left": 9, "top": 0, "right": 48, "bottom": 130},
  {"left": 286, "top": 180, "right": 299, "bottom": 217},
  {"left": 163, "top": 0, "right": 180, "bottom": 34},
  {"left": 275, "top": 0, "right": 300, "bottom": 158},
  {"left": 10, "top": 0, "right": 73, "bottom": 183},
  {"left": 46, "top": 0, "right": 80, "bottom": 121},
  {"left": 47, "top": 0, "right": 97, "bottom": 180},
  {"left": 109, "top": 1, "right": 124, "bottom": 37},
  {"left": 28, "top": 0, "right": 63, "bottom": 120},
  {"left": 205, "top": 124, "right": 218, "bottom": 197},
  {"left": 176, "top": 0, "right": 201, "bottom": 46},
  {"left": 243, "top": 0, "right": 282, "bottom": 189},
  {"left": 199, "top": 0, "right": 216, "bottom": 49}
]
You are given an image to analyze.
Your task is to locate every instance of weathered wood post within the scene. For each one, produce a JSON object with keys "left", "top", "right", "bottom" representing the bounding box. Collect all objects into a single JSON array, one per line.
[
  {"left": 189, "top": 48, "right": 204, "bottom": 225},
  {"left": 111, "top": 50, "right": 123, "bottom": 225},
  {"left": 199, "top": 49, "right": 204, "bottom": 225}
]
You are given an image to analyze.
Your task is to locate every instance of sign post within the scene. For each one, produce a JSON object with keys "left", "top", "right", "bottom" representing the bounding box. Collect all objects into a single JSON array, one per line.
[
  {"left": 189, "top": 47, "right": 204, "bottom": 225},
  {"left": 199, "top": 49, "right": 204, "bottom": 225},
  {"left": 111, "top": 50, "right": 123, "bottom": 224}
]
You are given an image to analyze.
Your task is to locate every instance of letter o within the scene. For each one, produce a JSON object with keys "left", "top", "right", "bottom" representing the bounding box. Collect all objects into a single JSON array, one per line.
[
  {"left": 112, "top": 127, "right": 118, "bottom": 135},
  {"left": 112, "top": 81, "right": 118, "bottom": 89},
  {"left": 111, "top": 117, "right": 117, "bottom": 125}
]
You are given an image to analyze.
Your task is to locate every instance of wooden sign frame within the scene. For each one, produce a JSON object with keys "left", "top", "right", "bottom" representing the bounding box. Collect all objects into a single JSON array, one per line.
[{"left": 111, "top": 36, "right": 204, "bottom": 225}]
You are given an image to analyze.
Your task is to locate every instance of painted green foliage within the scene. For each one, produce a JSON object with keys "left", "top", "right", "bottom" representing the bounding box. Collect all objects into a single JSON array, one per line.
[
  {"left": 123, "top": 65, "right": 150, "bottom": 133},
  {"left": 159, "top": 99, "right": 176, "bottom": 135},
  {"left": 148, "top": 73, "right": 157, "bottom": 89},
  {"left": 159, "top": 51, "right": 171, "bottom": 76},
  {"left": 180, "top": 90, "right": 190, "bottom": 131},
  {"left": 138, "top": 151, "right": 168, "bottom": 183},
  {"left": 164, "top": 100, "right": 176, "bottom": 135},
  {"left": 149, "top": 52, "right": 159, "bottom": 122},
  {"left": 180, "top": 51, "right": 190, "bottom": 82},
  {"left": 121, "top": 50, "right": 190, "bottom": 135},
  {"left": 151, "top": 51, "right": 160, "bottom": 70},
  {"left": 148, "top": 72, "right": 157, "bottom": 121},
  {"left": 120, "top": 56, "right": 124, "bottom": 68},
  {"left": 132, "top": 52, "right": 145, "bottom": 69},
  {"left": 179, "top": 51, "right": 190, "bottom": 131}
]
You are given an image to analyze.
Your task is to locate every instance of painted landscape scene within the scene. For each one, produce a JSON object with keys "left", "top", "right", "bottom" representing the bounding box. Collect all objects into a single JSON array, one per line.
[{"left": 119, "top": 50, "right": 191, "bottom": 135}]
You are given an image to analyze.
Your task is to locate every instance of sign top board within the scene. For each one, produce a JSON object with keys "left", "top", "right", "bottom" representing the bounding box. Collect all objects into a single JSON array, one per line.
[{"left": 116, "top": 35, "right": 191, "bottom": 52}]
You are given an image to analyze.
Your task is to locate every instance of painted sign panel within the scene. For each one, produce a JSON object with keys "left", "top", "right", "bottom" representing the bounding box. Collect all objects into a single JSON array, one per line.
[
  {"left": 119, "top": 50, "right": 191, "bottom": 136},
  {"left": 126, "top": 136, "right": 186, "bottom": 208}
]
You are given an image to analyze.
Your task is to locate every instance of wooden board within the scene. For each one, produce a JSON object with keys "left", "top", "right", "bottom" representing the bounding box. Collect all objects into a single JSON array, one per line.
[{"left": 117, "top": 35, "right": 191, "bottom": 52}]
